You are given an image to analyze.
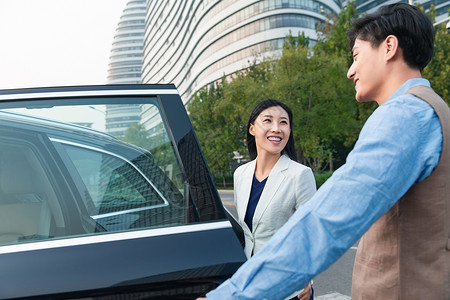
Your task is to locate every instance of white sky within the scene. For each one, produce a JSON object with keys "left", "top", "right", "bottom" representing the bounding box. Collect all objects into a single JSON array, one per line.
[{"left": 0, "top": 0, "right": 128, "bottom": 90}]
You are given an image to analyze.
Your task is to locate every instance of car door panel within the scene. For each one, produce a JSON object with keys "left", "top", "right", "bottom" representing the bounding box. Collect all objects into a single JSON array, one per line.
[
  {"left": 0, "top": 222, "right": 242, "bottom": 298},
  {"left": 0, "top": 85, "right": 246, "bottom": 299}
]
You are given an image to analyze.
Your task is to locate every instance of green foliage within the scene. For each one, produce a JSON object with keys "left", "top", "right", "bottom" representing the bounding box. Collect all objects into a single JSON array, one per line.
[
  {"left": 315, "top": 0, "right": 376, "bottom": 131},
  {"left": 121, "top": 122, "right": 174, "bottom": 169},
  {"left": 314, "top": 171, "right": 333, "bottom": 188},
  {"left": 266, "top": 32, "right": 360, "bottom": 172},
  {"left": 188, "top": 80, "right": 243, "bottom": 188},
  {"left": 315, "top": 0, "right": 357, "bottom": 63},
  {"left": 187, "top": 1, "right": 448, "bottom": 178},
  {"left": 423, "top": 6, "right": 450, "bottom": 104},
  {"left": 121, "top": 123, "right": 151, "bottom": 149}
]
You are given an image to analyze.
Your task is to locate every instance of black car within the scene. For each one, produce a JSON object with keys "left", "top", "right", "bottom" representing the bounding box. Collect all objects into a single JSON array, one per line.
[{"left": 0, "top": 84, "right": 245, "bottom": 299}]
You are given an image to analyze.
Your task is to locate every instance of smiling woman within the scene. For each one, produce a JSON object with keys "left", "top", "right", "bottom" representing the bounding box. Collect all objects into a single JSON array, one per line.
[
  {"left": 233, "top": 99, "right": 317, "bottom": 300},
  {"left": 0, "top": 0, "right": 128, "bottom": 89}
]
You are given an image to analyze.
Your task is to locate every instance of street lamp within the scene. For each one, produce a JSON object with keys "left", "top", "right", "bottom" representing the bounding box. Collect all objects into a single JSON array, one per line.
[{"left": 88, "top": 105, "right": 106, "bottom": 115}]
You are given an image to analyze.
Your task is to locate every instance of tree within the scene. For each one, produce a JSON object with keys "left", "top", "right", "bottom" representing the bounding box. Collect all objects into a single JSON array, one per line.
[
  {"left": 423, "top": 6, "right": 450, "bottom": 104},
  {"left": 315, "top": 0, "right": 356, "bottom": 62},
  {"left": 188, "top": 81, "right": 239, "bottom": 187},
  {"left": 121, "top": 123, "right": 151, "bottom": 149},
  {"left": 314, "top": 0, "right": 377, "bottom": 147},
  {"left": 268, "top": 32, "right": 359, "bottom": 172},
  {"left": 121, "top": 122, "right": 174, "bottom": 170}
]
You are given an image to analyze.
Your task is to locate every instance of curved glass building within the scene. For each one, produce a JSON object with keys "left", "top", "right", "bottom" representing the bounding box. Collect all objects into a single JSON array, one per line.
[
  {"left": 106, "top": 0, "right": 146, "bottom": 137},
  {"left": 353, "top": 0, "right": 450, "bottom": 24},
  {"left": 108, "top": 0, "right": 146, "bottom": 84},
  {"left": 110, "top": 0, "right": 448, "bottom": 107},
  {"left": 141, "top": 0, "right": 343, "bottom": 104}
]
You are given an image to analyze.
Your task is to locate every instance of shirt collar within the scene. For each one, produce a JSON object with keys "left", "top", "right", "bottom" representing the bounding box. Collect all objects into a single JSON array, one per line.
[{"left": 387, "top": 78, "right": 431, "bottom": 103}]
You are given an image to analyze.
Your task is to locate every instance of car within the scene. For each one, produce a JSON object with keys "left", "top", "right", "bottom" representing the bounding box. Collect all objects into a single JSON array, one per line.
[{"left": 0, "top": 84, "right": 245, "bottom": 299}]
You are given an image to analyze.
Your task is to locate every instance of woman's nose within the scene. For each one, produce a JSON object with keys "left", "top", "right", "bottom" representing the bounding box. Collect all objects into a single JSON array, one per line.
[{"left": 271, "top": 123, "right": 281, "bottom": 132}]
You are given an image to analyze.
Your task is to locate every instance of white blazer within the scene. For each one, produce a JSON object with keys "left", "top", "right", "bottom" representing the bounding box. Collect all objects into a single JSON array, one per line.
[{"left": 234, "top": 154, "right": 316, "bottom": 259}]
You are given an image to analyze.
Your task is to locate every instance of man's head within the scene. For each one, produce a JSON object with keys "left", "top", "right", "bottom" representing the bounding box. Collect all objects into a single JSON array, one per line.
[{"left": 347, "top": 3, "right": 434, "bottom": 72}]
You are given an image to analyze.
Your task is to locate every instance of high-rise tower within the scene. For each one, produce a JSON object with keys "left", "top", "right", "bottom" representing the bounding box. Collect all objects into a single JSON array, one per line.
[{"left": 106, "top": 0, "right": 146, "bottom": 137}]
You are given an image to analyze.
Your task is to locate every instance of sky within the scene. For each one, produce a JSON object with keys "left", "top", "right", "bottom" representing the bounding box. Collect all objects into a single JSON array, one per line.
[{"left": 0, "top": 0, "right": 128, "bottom": 90}]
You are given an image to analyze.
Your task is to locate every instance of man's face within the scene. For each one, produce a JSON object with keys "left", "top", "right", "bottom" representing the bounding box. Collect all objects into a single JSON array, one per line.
[{"left": 347, "top": 38, "right": 385, "bottom": 103}]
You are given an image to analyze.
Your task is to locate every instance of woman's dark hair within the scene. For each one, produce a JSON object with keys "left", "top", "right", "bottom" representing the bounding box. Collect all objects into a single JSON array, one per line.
[
  {"left": 246, "top": 99, "right": 297, "bottom": 161},
  {"left": 347, "top": 3, "right": 434, "bottom": 72}
]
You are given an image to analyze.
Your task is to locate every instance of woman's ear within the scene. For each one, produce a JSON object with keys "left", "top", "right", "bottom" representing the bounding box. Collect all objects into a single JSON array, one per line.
[{"left": 249, "top": 123, "right": 255, "bottom": 136}]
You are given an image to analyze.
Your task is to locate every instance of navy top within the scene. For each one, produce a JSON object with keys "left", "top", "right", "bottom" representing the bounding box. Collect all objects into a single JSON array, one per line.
[{"left": 244, "top": 175, "right": 268, "bottom": 231}]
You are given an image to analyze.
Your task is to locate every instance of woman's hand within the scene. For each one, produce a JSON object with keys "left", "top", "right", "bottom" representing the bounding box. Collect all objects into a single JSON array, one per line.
[{"left": 296, "top": 282, "right": 312, "bottom": 300}]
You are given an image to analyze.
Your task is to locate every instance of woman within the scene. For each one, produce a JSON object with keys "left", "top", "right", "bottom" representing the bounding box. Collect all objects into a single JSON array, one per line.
[{"left": 234, "top": 99, "right": 316, "bottom": 300}]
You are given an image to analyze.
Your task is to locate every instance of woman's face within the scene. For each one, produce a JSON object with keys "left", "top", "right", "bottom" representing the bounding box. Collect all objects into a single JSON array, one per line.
[{"left": 249, "top": 105, "right": 291, "bottom": 157}]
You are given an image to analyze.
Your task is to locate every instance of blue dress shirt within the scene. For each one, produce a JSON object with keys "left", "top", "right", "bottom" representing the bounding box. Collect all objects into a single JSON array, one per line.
[{"left": 206, "top": 78, "right": 442, "bottom": 299}]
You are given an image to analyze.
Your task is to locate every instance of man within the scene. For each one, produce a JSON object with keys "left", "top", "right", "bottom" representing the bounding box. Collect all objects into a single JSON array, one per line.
[{"left": 202, "top": 3, "right": 449, "bottom": 299}]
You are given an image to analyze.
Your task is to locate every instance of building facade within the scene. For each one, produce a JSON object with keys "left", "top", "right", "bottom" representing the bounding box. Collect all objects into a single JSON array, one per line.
[
  {"left": 141, "top": 0, "right": 343, "bottom": 104},
  {"left": 106, "top": 0, "right": 146, "bottom": 137},
  {"left": 108, "top": 0, "right": 146, "bottom": 84},
  {"left": 108, "top": 0, "right": 449, "bottom": 115},
  {"left": 352, "top": 0, "right": 450, "bottom": 24}
]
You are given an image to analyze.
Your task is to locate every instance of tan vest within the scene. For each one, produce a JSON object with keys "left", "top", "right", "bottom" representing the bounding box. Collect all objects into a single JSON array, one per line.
[{"left": 352, "top": 86, "right": 450, "bottom": 300}]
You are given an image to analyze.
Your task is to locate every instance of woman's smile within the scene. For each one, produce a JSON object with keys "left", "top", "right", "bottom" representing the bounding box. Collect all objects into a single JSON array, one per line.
[{"left": 267, "top": 136, "right": 282, "bottom": 143}]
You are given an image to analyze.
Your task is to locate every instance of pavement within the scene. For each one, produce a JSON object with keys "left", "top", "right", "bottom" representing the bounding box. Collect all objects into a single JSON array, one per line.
[{"left": 316, "top": 293, "right": 351, "bottom": 300}]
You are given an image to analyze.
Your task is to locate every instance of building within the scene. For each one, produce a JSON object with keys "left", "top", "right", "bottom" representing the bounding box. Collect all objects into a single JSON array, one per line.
[
  {"left": 106, "top": 0, "right": 146, "bottom": 137},
  {"left": 107, "top": 0, "right": 146, "bottom": 84},
  {"left": 141, "top": 0, "right": 343, "bottom": 104},
  {"left": 352, "top": 0, "right": 450, "bottom": 24},
  {"left": 108, "top": 0, "right": 449, "bottom": 123}
]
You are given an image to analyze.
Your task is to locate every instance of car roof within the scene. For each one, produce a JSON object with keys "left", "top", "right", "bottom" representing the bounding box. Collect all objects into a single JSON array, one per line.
[
  {"left": 0, "top": 84, "right": 181, "bottom": 148},
  {"left": 0, "top": 84, "right": 179, "bottom": 100}
]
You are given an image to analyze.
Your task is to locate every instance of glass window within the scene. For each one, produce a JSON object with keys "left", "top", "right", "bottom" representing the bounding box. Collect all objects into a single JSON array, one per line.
[
  {"left": 0, "top": 97, "right": 188, "bottom": 245},
  {"left": 61, "top": 143, "right": 184, "bottom": 232}
]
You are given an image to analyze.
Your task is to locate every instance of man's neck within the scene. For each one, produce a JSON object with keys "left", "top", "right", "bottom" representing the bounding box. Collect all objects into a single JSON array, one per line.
[{"left": 377, "top": 67, "right": 422, "bottom": 105}]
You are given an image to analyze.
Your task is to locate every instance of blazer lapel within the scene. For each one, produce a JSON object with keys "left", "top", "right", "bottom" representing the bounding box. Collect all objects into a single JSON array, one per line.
[
  {"left": 237, "top": 160, "right": 256, "bottom": 225},
  {"left": 251, "top": 155, "right": 289, "bottom": 231}
]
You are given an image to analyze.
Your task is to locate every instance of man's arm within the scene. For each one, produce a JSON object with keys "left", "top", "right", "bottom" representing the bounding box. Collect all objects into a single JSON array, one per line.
[{"left": 206, "top": 97, "right": 441, "bottom": 299}]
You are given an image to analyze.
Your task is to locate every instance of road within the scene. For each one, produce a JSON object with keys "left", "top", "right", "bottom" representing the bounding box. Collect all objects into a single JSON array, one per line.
[{"left": 218, "top": 190, "right": 355, "bottom": 299}]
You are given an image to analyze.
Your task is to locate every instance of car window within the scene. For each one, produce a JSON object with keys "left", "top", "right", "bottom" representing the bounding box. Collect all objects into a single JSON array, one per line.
[
  {"left": 64, "top": 144, "right": 167, "bottom": 213},
  {"left": 0, "top": 97, "right": 192, "bottom": 245}
]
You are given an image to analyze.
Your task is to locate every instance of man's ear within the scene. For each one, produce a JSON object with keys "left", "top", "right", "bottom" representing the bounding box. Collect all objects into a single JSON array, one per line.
[{"left": 384, "top": 35, "right": 399, "bottom": 61}]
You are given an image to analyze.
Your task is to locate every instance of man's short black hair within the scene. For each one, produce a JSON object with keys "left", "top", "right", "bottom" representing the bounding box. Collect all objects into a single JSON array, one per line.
[{"left": 347, "top": 3, "right": 434, "bottom": 72}]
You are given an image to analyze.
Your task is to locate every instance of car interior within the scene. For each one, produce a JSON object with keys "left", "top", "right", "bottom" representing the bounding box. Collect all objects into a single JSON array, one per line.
[{"left": 0, "top": 140, "right": 64, "bottom": 245}]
